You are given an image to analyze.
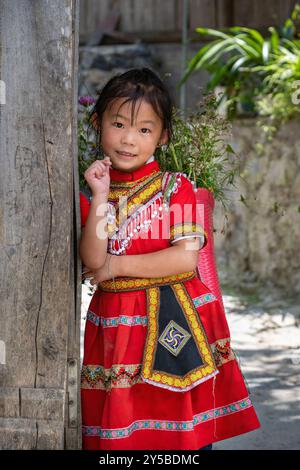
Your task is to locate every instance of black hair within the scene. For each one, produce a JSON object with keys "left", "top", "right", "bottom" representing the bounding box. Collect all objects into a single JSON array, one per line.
[{"left": 88, "top": 68, "right": 174, "bottom": 150}]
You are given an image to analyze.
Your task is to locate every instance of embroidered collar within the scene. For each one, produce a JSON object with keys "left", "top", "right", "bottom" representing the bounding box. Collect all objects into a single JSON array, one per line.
[{"left": 109, "top": 160, "right": 160, "bottom": 182}]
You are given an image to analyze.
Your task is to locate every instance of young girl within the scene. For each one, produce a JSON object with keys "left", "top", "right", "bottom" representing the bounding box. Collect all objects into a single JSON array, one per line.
[{"left": 79, "top": 68, "right": 261, "bottom": 451}]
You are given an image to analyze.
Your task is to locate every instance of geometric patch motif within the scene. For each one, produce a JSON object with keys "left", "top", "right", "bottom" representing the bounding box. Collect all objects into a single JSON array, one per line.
[{"left": 158, "top": 320, "right": 191, "bottom": 357}]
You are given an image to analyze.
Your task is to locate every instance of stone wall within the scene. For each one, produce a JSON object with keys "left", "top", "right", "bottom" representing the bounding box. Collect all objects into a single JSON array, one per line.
[{"left": 214, "top": 118, "right": 300, "bottom": 297}]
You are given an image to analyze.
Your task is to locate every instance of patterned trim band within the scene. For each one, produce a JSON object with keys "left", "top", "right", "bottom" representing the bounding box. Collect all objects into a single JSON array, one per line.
[
  {"left": 98, "top": 271, "right": 196, "bottom": 292},
  {"left": 82, "top": 397, "right": 253, "bottom": 439},
  {"left": 86, "top": 311, "right": 148, "bottom": 328},
  {"left": 170, "top": 223, "right": 208, "bottom": 243}
]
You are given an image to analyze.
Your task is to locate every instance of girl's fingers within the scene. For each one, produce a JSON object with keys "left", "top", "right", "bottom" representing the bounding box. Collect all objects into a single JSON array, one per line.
[
  {"left": 103, "top": 157, "right": 112, "bottom": 166},
  {"left": 84, "top": 159, "right": 111, "bottom": 181}
]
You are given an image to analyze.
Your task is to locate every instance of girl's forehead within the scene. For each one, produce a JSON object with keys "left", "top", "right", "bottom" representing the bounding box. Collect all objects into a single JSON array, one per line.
[{"left": 106, "top": 97, "right": 159, "bottom": 123}]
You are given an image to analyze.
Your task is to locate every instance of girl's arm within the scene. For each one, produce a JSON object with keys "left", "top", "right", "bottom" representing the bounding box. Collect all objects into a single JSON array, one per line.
[
  {"left": 79, "top": 157, "right": 112, "bottom": 269},
  {"left": 116, "top": 237, "right": 201, "bottom": 278},
  {"left": 79, "top": 193, "right": 109, "bottom": 269}
]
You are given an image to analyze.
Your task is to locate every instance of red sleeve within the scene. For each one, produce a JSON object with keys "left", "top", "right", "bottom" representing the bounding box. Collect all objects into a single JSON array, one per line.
[
  {"left": 169, "top": 175, "right": 207, "bottom": 248},
  {"left": 80, "top": 191, "right": 91, "bottom": 228}
]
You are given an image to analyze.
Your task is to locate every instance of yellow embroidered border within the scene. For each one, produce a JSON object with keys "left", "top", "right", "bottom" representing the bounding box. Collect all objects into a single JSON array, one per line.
[
  {"left": 141, "top": 284, "right": 218, "bottom": 390},
  {"left": 119, "top": 176, "right": 162, "bottom": 221},
  {"left": 98, "top": 271, "right": 196, "bottom": 292},
  {"left": 110, "top": 171, "right": 160, "bottom": 190},
  {"left": 108, "top": 173, "right": 163, "bottom": 226},
  {"left": 109, "top": 172, "right": 162, "bottom": 202},
  {"left": 170, "top": 222, "right": 208, "bottom": 242}
]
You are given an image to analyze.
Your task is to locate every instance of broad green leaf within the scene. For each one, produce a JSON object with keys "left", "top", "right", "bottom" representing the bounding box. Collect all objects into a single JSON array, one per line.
[
  {"left": 229, "top": 26, "right": 264, "bottom": 45},
  {"left": 179, "top": 40, "right": 221, "bottom": 85},
  {"left": 199, "top": 44, "right": 238, "bottom": 70},
  {"left": 195, "top": 27, "right": 229, "bottom": 40},
  {"left": 232, "top": 33, "right": 263, "bottom": 53},
  {"left": 207, "top": 57, "right": 238, "bottom": 89},
  {"left": 192, "top": 38, "right": 234, "bottom": 70},
  {"left": 234, "top": 37, "right": 261, "bottom": 59},
  {"left": 269, "top": 27, "right": 279, "bottom": 52},
  {"left": 262, "top": 40, "right": 270, "bottom": 63},
  {"left": 282, "top": 38, "right": 300, "bottom": 51},
  {"left": 231, "top": 56, "right": 249, "bottom": 73}
]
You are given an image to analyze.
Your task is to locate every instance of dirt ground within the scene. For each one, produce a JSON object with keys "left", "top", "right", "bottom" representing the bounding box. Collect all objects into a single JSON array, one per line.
[
  {"left": 81, "top": 283, "right": 300, "bottom": 450},
  {"left": 213, "top": 290, "right": 300, "bottom": 450}
]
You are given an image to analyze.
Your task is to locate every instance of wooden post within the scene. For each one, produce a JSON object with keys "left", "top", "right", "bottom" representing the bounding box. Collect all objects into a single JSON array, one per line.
[{"left": 0, "top": 0, "right": 81, "bottom": 449}]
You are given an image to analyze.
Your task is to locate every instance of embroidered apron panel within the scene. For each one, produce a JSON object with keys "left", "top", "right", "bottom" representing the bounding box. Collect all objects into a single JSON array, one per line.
[{"left": 141, "top": 284, "right": 219, "bottom": 392}]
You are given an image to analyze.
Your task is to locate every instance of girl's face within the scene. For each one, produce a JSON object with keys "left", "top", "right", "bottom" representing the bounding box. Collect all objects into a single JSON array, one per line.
[{"left": 99, "top": 97, "right": 168, "bottom": 172}]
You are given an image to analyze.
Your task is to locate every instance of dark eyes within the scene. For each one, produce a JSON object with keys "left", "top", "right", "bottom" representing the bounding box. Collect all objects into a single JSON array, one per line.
[
  {"left": 113, "top": 122, "right": 123, "bottom": 129},
  {"left": 112, "top": 122, "right": 151, "bottom": 133}
]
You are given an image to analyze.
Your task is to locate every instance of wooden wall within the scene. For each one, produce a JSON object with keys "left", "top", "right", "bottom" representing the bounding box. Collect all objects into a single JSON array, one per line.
[
  {"left": 79, "top": 0, "right": 298, "bottom": 43},
  {"left": 0, "top": 0, "right": 81, "bottom": 449}
]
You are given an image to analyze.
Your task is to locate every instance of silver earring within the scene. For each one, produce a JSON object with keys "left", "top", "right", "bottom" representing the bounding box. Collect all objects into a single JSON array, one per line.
[{"left": 160, "top": 144, "right": 168, "bottom": 151}]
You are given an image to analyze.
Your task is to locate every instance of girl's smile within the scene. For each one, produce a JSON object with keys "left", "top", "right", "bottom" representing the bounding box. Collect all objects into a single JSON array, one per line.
[
  {"left": 100, "top": 97, "right": 168, "bottom": 172},
  {"left": 116, "top": 150, "right": 137, "bottom": 158}
]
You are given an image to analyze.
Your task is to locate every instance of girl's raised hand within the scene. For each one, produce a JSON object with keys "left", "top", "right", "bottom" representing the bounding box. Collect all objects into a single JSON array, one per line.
[{"left": 83, "top": 156, "right": 112, "bottom": 197}]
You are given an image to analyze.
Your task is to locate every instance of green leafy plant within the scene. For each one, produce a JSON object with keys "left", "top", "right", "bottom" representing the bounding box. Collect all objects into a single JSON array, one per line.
[
  {"left": 156, "top": 94, "right": 239, "bottom": 210},
  {"left": 181, "top": 4, "right": 300, "bottom": 122},
  {"left": 251, "top": 38, "right": 300, "bottom": 140}
]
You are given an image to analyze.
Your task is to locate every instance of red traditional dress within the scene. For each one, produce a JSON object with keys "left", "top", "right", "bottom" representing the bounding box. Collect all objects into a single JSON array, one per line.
[{"left": 79, "top": 159, "right": 260, "bottom": 450}]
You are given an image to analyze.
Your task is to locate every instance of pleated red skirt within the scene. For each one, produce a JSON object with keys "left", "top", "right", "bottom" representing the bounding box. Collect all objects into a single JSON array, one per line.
[{"left": 81, "top": 275, "right": 260, "bottom": 450}]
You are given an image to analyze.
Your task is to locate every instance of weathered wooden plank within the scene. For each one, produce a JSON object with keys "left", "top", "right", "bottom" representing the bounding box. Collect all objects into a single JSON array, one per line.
[
  {"left": 152, "top": 0, "right": 176, "bottom": 31},
  {"left": 82, "top": 0, "right": 177, "bottom": 34},
  {"left": 232, "top": 0, "right": 253, "bottom": 26},
  {"left": 0, "top": 389, "right": 19, "bottom": 418},
  {"left": 0, "top": 0, "right": 73, "bottom": 388},
  {"left": 0, "top": 418, "right": 37, "bottom": 450},
  {"left": 252, "top": 0, "right": 282, "bottom": 27},
  {"left": 79, "top": 0, "right": 299, "bottom": 41},
  {"left": 278, "top": 0, "right": 298, "bottom": 24},
  {"left": 37, "top": 420, "right": 64, "bottom": 449},
  {"left": 0, "top": 0, "right": 79, "bottom": 449},
  {"left": 188, "top": 0, "right": 217, "bottom": 31},
  {"left": 132, "top": 0, "right": 155, "bottom": 32},
  {"left": 233, "top": 0, "right": 296, "bottom": 27},
  {"left": 85, "top": 0, "right": 110, "bottom": 37},
  {"left": 216, "top": 0, "right": 233, "bottom": 27},
  {"left": 0, "top": 418, "right": 64, "bottom": 449},
  {"left": 120, "top": 0, "right": 136, "bottom": 32},
  {"left": 65, "top": 0, "right": 82, "bottom": 451},
  {"left": 79, "top": 0, "right": 87, "bottom": 36},
  {"left": 20, "top": 388, "right": 65, "bottom": 420}
]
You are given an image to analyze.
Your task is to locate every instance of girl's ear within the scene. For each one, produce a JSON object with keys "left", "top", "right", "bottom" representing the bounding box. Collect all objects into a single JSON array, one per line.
[
  {"left": 159, "top": 129, "right": 169, "bottom": 146},
  {"left": 91, "top": 112, "right": 101, "bottom": 131}
]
